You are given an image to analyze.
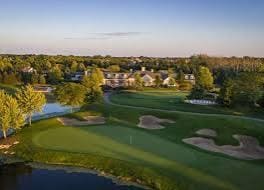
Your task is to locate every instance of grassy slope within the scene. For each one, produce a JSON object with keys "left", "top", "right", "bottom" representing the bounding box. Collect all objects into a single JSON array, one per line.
[
  {"left": 110, "top": 91, "right": 264, "bottom": 119},
  {"left": 8, "top": 90, "right": 264, "bottom": 190},
  {"left": 11, "top": 104, "right": 264, "bottom": 190}
]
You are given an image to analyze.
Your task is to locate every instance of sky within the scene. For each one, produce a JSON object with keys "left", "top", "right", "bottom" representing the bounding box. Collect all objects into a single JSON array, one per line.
[{"left": 0, "top": 0, "right": 264, "bottom": 57}]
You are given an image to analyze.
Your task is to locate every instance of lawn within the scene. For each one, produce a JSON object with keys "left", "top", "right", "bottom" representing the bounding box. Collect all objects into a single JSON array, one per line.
[
  {"left": 109, "top": 90, "right": 264, "bottom": 119},
  {"left": 9, "top": 102, "right": 264, "bottom": 190},
  {"left": 7, "top": 90, "right": 264, "bottom": 190}
]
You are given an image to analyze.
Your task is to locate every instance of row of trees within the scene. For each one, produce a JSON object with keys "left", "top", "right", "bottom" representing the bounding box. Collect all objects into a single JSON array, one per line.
[
  {"left": 1, "top": 54, "right": 263, "bottom": 86},
  {"left": 188, "top": 65, "right": 264, "bottom": 109},
  {"left": 0, "top": 86, "right": 46, "bottom": 138}
]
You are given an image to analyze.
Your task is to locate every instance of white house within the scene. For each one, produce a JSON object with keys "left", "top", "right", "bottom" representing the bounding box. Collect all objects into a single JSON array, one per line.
[{"left": 21, "top": 66, "right": 36, "bottom": 73}]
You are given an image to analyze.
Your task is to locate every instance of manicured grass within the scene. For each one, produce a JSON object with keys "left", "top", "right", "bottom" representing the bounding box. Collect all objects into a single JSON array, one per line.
[
  {"left": 9, "top": 104, "right": 264, "bottom": 190},
  {"left": 110, "top": 91, "right": 264, "bottom": 119},
  {"left": 7, "top": 90, "right": 264, "bottom": 190},
  {"left": 110, "top": 91, "right": 233, "bottom": 114}
]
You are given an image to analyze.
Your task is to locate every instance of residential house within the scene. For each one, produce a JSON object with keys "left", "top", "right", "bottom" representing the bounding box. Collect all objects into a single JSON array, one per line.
[
  {"left": 184, "top": 74, "right": 195, "bottom": 84},
  {"left": 134, "top": 67, "right": 160, "bottom": 86},
  {"left": 103, "top": 72, "right": 135, "bottom": 88},
  {"left": 21, "top": 66, "right": 36, "bottom": 73},
  {"left": 71, "top": 71, "right": 89, "bottom": 81}
]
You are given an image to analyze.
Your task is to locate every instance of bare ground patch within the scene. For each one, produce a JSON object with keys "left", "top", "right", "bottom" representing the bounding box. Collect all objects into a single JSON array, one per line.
[
  {"left": 57, "top": 116, "right": 105, "bottom": 126},
  {"left": 183, "top": 133, "right": 264, "bottom": 160},
  {"left": 196, "top": 128, "right": 217, "bottom": 137},
  {"left": 138, "top": 115, "right": 175, "bottom": 130}
]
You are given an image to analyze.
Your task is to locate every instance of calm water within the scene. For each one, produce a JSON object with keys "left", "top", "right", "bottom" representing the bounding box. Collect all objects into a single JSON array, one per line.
[
  {"left": 0, "top": 163, "right": 145, "bottom": 190},
  {"left": 33, "top": 103, "right": 72, "bottom": 116}
]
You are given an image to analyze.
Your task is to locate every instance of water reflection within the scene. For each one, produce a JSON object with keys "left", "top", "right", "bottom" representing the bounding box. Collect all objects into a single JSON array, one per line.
[{"left": 0, "top": 163, "right": 145, "bottom": 190}]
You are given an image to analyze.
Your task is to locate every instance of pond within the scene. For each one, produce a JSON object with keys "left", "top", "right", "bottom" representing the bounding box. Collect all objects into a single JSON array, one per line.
[
  {"left": 0, "top": 163, "right": 145, "bottom": 190},
  {"left": 32, "top": 103, "right": 75, "bottom": 121},
  {"left": 34, "top": 103, "right": 72, "bottom": 116}
]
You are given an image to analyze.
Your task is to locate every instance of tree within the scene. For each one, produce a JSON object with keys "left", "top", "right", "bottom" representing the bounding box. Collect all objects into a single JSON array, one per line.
[
  {"left": 3, "top": 73, "right": 19, "bottom": 85},
  {"left": 47, "top": 66, "right": 63, "bottom": 84},
  {"left": 82, "top": 68, "right": 103, "bottom": 104},
  {"left": 31, "top": 73, "right": 39, "bottom": 84},
  {"left": 218, "top": 79, "right": 235, "bottom": 106},
  {"left": 218, "top": 73, "right": 264, "bottom": 107},
  {"left": 0, "top": 91, "right": 11, "bottom": 139},
  {"left": 93, "top": 67, "right": 104, "bottom": 85},
  {"left": 179, "top": 81, "right": 192, "bottom": 91},
  {"left": 39, "top": 75, "right": 46, "bottom": 84},
  {"left": 232, "top": 73, "right": 263, "bottom": 106},
  {"left": 134, "top": 73, "right": 143, "bottom": 90},
  {"left": 188, "top": 86, "right": 207, "bottom": 99},
  {"left": 177, "top": 70, "right": 185, "bottom": 82},
  {"left": 108, "top": 65, "right": 120, "bottom": 72},
  {"left": 196, "top": 66, "right": 214, "bottom": 90},
  {"left": 16, "top": 85, "right": 46, "bottom": 125},
  {"left": 168, "top": 77, "right": 176, "bottom": 87},
  {"left": 0, "top": 91, "right": 24, "bottom": 138},
  {"left": 54, "top": 83, "right": 86, "bottom": 109},
  {"left": 154, "top": 75, "right": 162, "bottom": 88}
]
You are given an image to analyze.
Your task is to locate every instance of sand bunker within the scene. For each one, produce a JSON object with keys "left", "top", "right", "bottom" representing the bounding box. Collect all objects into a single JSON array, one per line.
[
  {"left": 57, "top": 116, "right": 105, "bottom": 126},
  {"left": 138, "top": 115, "right": 175, "bottom": 130},
  {"left": 183, "top": 134, "right": 264, "bottom": 160},
  {"left": 196, "top": 129, "right": 217, "bottom": 137}
]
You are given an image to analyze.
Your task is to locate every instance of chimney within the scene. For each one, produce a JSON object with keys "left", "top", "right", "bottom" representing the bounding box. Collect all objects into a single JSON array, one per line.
[
  {"left": 130, "top": 68, "right": 133, "bottom": 73},
  {"left": 141, "top": 67, "right": 146, "bottom": 72},
  {"left": 84, "top": 70, "right": 88, "bottom": 76}
]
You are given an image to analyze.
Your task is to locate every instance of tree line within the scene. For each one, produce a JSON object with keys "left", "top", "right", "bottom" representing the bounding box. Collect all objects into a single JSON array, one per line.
[{"left": 0, "top": 54, "right": 263, "bottom": 86}]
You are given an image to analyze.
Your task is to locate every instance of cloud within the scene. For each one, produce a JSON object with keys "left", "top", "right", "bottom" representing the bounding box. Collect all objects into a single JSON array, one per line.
[
  {"left": 64, "top": 37, "right": 110, "bottom": 40},
  {"left": 64, "top": 32, "right": 146, "bottom": 41},
  {"left": 94, "top": 32, "right": 144, "bottom": 37}
]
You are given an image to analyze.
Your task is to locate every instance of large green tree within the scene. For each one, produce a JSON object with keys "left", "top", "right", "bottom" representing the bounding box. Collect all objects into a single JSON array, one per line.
[
  {"left": 82, "top": 68, "right": 103, "bottom": 103},
  {"left": 232, "top": 73, "right": 264, "bottom": 106},
  {"left": 196, "top": 66, "right": 214, "bottom": 90},
  {"left": 218, "top": 79, "right": 235, "bottom": 106},
  {"left": 0, "top": 91, "right": 24, "bottom": 138},
  {"left": 54, "top": 83, "right": 87, "bottom": 109},
  {"left": 133, "top": 73, "right": 143, "bottom": 90},
  {"left": 107, "top": 65, "right": 120, "bottom": 72},
  {"left": 16, "top": 85, "right": 46, "bottom": 125},
  {"left": 219, "top": 73, "right": 264, "bottom": 107},
  {"left": 154, "top": 75, "right": 162, "bottom": 88}
]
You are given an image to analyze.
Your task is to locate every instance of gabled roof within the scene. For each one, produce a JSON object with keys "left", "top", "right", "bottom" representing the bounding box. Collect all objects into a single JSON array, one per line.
[
  {"left": 134, "top": 71, "right": 160, "bottom": 79},
  {"left": 104, "top": 72, "right": 134, "bottom": 79}
]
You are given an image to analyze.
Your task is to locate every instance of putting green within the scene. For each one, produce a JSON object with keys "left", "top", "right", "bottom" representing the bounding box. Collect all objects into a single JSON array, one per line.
[{"left": 32, "top": 121, "right": 264, "bottom": 190}]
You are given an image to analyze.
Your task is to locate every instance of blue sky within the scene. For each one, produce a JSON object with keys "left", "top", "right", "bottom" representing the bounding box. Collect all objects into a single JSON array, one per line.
[{"left": 0, "top": 0, "right": 264, "bottom": 57}]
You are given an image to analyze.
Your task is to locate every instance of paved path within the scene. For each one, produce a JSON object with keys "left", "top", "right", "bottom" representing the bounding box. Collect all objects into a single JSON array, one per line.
[{"left": 104, "top": 93, "right": 264, "bottom": 123}]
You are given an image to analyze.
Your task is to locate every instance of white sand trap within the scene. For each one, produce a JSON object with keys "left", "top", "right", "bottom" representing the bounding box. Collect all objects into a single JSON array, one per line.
[
  {"left": 183, "top": 135, "right": 264, "bottom": 160},
  {"left": 138, "top": 115, "right": 175, "bottom": 130},
  {"left": 57, "top": 116, "right": 105, "bottom": 126},
  {"left": 196, "top": 129, "right": 217, "bottom": 137}
]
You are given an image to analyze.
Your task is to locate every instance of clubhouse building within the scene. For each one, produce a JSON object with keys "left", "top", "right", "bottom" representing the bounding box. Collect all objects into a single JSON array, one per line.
[{"left": 71, "top": 67, "right": 195, "bottom": 88}]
